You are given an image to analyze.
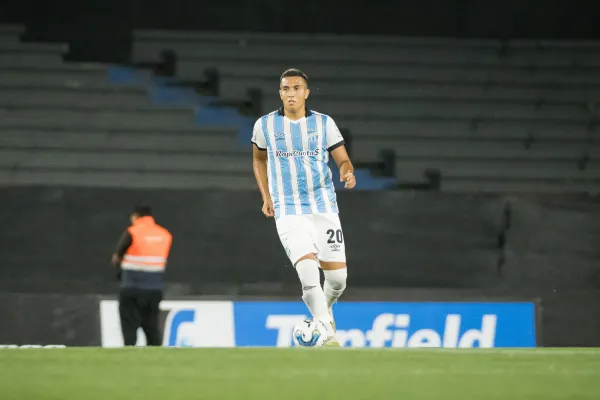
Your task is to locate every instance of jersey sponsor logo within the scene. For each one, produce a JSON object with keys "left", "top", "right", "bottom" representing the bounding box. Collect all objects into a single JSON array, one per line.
[{"left": 275, "top": 149, "right": 320, "bottom": 158}]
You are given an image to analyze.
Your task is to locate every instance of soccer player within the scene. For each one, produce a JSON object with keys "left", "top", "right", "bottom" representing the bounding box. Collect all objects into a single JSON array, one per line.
[{"left": 251, "top": 68, "right": 356, "bottom": 346}]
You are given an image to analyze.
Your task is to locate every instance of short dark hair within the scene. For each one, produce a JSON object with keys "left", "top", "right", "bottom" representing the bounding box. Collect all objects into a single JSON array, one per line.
[
  {"left": 133, "top": 204, "right": 152, "bottom": 217},
  {"left": 280, "top": 68, "right": 308, "bottom": 86}
]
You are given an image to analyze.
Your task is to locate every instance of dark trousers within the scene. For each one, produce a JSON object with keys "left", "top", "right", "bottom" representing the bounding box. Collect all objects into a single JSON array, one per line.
[{"left": 118, "top": 288, "right": 163, "bottom": 346}]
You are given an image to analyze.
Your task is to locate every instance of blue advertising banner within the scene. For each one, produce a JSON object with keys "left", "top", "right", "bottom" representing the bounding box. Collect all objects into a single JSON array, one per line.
[
  {"left": 100, "top": 300, "right": 537, "bottom": 348},
  {"left": 233, "top": 301, "right": 537, "bottom": 348}
]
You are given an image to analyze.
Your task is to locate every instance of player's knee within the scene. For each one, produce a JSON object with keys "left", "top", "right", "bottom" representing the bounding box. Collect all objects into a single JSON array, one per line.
[
  {"left": 324, "top": 268, "right": 347, "bottom": 291},
  {"left": 295, "top": 258, "right": 320, "bottom": 291}
]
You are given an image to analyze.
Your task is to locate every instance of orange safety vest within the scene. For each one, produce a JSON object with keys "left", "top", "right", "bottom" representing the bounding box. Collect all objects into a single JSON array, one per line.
[{"left": 121, "top": 216, "right": 172, "bottom": 273}]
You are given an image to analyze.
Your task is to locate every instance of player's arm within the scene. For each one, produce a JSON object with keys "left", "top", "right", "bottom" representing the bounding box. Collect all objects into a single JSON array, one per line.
[
  {"left": 251, "top": 119, "right": 274, "bottom": 217},
  {"left": 252, "top": 145, "right": 270, "bottom": 200},
  {"left": 326, "top": 117, "right": 356, "bottom": 189},
  {"left": 330, "top": 146, "right": 356, "bottom": 189}
]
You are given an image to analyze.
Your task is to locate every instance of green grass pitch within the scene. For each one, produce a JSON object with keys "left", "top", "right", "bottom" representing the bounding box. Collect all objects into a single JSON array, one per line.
[{"left": 1, "top": 348, "right": 599, "bottom": 399}]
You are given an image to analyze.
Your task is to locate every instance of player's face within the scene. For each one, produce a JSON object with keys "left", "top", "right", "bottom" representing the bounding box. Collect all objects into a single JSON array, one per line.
[{"left": 279, "top": 76, "right": 309, "bottom": 112}]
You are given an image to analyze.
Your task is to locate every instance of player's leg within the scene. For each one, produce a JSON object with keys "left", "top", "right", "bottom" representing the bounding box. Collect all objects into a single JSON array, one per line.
[
  {"left": 276, "top": 216, "right": 336, "bottom": 341},
  {"left": 321, "top": 264, "right": 347, "bottom": 326},
  {"left": 295, "top": 253, "right": 334, "bottom": 326},
  {"left": 118, "top": 289, "right": 142, "bottom": 346},
  {"left": 295, "top": 254, "right": 338, "bottom": 346},
  {"left": 313, "top": 213, "right": 348, "bottom": 329}
]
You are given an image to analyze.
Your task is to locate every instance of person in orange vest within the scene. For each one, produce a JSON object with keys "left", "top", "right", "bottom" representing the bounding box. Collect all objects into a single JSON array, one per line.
[{"left": 111, "top": 204, "right": 173, "bottom": 346}]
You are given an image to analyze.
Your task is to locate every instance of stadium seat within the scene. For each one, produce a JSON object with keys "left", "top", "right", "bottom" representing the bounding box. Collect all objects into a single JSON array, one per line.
[
  {"left": 130, "top": 29, "right": 600, "bottom": 192},
  {"left": 2, "top": 26, "right": 599, "bottom": 192}
]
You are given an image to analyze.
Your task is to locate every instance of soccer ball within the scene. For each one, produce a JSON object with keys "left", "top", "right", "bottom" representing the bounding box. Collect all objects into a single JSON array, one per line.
[{"left": 293, "top": 319, "right": 327, "bottom": 347}]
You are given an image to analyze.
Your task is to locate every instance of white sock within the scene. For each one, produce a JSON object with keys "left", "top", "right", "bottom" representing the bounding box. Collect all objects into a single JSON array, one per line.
[
  {"left": 296, "top": 259, "right": 332, "bottom": 326},
  {"left": 323, "top": 268, "right": 347, "bottom": 312}
]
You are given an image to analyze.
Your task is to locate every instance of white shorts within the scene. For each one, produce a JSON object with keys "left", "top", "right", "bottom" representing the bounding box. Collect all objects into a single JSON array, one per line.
[{"left": 276, "top": 213, "right": 347, "bottom": 265}]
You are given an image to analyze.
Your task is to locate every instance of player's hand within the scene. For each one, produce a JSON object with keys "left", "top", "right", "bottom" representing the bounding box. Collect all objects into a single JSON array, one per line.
[
  {"left": 262, "top": 198, "right": 275, "bottom": 218},
  {"left": 341, "top": 172, "right": 356, "bottom": 189}
]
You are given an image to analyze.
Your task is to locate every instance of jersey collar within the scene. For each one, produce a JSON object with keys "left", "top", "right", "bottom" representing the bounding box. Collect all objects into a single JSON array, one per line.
[{"left": 277, "top": 106, "right": 313, "bottom": 117}]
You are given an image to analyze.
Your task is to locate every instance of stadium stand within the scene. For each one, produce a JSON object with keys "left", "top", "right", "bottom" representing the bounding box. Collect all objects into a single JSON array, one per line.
[
  {"left": 2, "top": 24, "right": 599, "bottom": 192},
  {"left": 131, "top": 30, "right": 600, "bottom": 193},
  {"left": 0, "top": 24, "right": 256, "bottom": 189}
]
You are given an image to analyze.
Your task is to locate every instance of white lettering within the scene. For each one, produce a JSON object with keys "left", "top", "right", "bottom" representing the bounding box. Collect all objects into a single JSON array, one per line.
[
  {"left": 366, "top": 314, "right": 395, "bottom": 347},
  {"left": 407, "top": 329, "right": 442, "bottom": 347},
  {"left": 391, "top": 314, "right": 410, "bottom": 347},
  {"left": 458, "top": 315, "right": 497, "bottom": 348},
  {"left": 442, "top": 314, "right": 461, "bottom": 348},
  {"left": 264, "top": 312, "right": 499, "bottom": 349},
  {"left": 265, "top": 315, "right": 307, "bottom": 347}
]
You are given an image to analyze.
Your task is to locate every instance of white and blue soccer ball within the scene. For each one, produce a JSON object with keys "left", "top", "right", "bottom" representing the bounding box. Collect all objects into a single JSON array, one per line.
[{"left": 293, "top": 319, "right": 327, "bottom": 347}]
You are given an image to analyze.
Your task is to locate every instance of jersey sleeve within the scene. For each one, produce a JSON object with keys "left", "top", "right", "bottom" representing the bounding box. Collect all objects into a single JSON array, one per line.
[
  {"left": 325, "top": 117, "right": 345, "bottom": 152},
  {"left": 251, "top": 118, "right": 267, "bottom": 150}
]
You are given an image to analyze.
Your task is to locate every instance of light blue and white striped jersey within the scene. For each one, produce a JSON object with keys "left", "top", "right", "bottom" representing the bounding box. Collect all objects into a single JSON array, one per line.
[{"left": 251, "top": 107, "right": 346, "bottom": 219}]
